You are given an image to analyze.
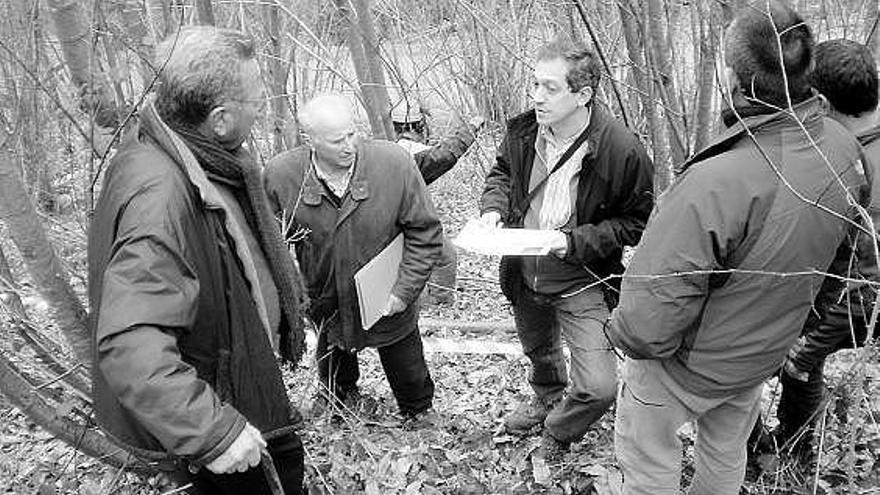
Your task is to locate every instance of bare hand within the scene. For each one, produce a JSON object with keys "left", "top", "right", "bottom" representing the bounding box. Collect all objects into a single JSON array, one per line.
[
  {"left": 549, "top": 231, "right": 568, "bottom": 258},
  {"left": 783, "top": 359, "right": 809, "bottom": 382},
  {"left": 205, "top": 422, "right": 266, "bottom": 474},
  {"left": 382, "top": 294, "right": 407, "bottom": 317},
  {"left": 479, "top": 212, "right": 502, "bottom": 229}
]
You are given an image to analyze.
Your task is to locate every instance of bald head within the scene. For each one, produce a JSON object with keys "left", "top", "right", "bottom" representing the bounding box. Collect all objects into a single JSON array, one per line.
[
  {"left": 300, "top": 94, "right": 358, "bottom": 170},
  {"left": 300, "top": 94, "right": 355, "bottom": 136}
]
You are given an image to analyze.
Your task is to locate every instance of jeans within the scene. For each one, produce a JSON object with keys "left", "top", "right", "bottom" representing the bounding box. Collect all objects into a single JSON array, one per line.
[
  {"left": 316, "top": 327, "right": 434, "bottom": 415},
  {"left": 174, "top": 430, "right": 304, "bottom": 494},
  {"left": 513, "top": 286, "right": 617, "bottom": 443},
  {"left": 615, "top": 359, "right": 762, "bottom": 495}
]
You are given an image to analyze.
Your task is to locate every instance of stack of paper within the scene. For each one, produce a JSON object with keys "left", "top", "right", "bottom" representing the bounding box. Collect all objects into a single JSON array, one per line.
[{"left": 453, "top": 218, "right": 559, "bottom": 256}]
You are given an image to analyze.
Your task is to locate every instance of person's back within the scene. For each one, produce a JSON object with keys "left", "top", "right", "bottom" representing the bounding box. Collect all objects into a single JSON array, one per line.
[
  {"left": 616, "top": 104, "right": 866, "bottom": 395},
  {"left": 608, "top": 3, "right": 869, "bottom": 494}
]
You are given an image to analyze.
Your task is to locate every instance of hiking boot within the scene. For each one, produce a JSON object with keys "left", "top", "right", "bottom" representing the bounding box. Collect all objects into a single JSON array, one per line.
[
  {"left": 401, "top": 408, "right": 440, "bottom": 429},
  {"left": 504, "top": 397, "right": 555, "bottom": 435},
  {"left": 533, "top": 433, "right": 569, "bottom": 463}
]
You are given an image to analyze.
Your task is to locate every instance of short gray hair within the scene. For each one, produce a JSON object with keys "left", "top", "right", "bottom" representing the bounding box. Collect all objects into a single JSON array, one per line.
[
  {"left": 299, "top": 93, "right": 353, "bottom": 136},
  {"left": 154, "top": 26, "right": 255, "bottom": 127}
]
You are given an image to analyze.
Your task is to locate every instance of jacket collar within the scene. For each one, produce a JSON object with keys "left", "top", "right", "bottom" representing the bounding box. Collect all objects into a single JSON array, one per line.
[
  {"left": 140, "top": 101, "right": 273, "bottom": 341},
  {"left": 508, "top": 106, "right": 608, "bottom": 162},
  {"left": 679, "top": 96, "right": 824, "bottom": 175},
  {"left": 301, "top": 143, "right": 371, "bottom": 206},
  {"left": 858, "top": 121, "right": 880, "bottom": 146}
]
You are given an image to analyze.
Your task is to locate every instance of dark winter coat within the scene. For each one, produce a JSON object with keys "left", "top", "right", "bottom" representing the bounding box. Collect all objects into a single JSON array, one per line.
[
  {"left": 88, "top": 108, "right": 294, "bottom": 469},
  {"left": 609, "top": 97, "right": 869, "bottom": 398},
  {"left": 415, "top": 125, "right": 475, "bottom": 185},
  {"left": 480, "top": 106, "right": 654, "bottom": 299},
  {"left": 264, "top": 140, "right": 442, "bottom": 350}
]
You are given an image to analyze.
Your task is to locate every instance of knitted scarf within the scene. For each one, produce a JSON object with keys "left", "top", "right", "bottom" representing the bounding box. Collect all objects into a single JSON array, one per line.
[{"left": 140, "top": 105, "right": 307, "bottom": 366}]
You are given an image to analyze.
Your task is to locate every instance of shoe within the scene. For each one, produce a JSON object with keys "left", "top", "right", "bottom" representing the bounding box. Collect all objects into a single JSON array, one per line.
[
  {"left": 504, "top": 397, "right": 554, "bottom": 435},
  {"left": 533, "top": 434, "right": 569, "bottom": 463},
  {"left": 400, "top": 408, "right": 440, "bottom": 429}
]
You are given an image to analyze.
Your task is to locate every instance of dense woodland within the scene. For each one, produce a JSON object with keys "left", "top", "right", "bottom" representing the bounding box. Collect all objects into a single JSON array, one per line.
[{"left": 0, "top": 0, "right": 878, "bottom": 493}]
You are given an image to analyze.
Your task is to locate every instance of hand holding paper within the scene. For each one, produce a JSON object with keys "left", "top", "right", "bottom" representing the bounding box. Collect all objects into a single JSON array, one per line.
[{"left": 453, "top": 218, "right": 562, "bottom": 256}]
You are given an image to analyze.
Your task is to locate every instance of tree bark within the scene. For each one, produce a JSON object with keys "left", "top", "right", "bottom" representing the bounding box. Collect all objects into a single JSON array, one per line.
[
  {"left": 0, "top": 348, "right": 146, "bottom": 472},
  {"left": 195, "top": 0, "right": 215, "bottom": 26},
  {"left": 335, "top": 0, "right": 393, "bottom": 139},
  {"left": 0, "top": 241, "right": 25, "bottom": 318},
  {"left": 865, "top": 0, "right": 880, "bottom": 59},
  {"left": 692, "top": 2, "right": 718, "bottom": 153},
  {"left": 619, "top": 0, "right": 665, "bottom": 191},
  {"left": 144, "top": 0, "right": 172, "bottom": 40},
  {"left": 46, "top": 0, "right": 119, "bottom": 129},
  {"left": 265, "top": 0, "right": 290, "bottom": 154},
  {"left": 0, "top": 149, "right": 91, "bottom": 370},
  {"left": 645, "top": 0, "right": 685, "bottom": 191}
]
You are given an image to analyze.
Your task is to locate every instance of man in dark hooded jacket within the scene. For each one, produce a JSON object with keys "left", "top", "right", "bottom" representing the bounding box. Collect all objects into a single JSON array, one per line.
[{"left": 89, "top": 26, "right": 305, "bottom": 494}]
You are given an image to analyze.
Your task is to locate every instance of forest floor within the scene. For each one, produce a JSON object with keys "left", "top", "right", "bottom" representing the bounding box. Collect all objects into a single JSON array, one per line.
[{"left": 1, "top": 137, "right": 879, "bottom": 494}]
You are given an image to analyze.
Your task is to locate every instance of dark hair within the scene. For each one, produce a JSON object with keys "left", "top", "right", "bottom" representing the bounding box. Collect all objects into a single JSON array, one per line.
[
  {"left": 154, "top": 26, "right": 256, "bottom": 127},
  {"left": 812, "top": 39, "right": 879, "bottom": 116},
  {"left": 725, "top": 1, "right": 814, "bottom": 107},
  {"left": 536, "top": 39, "right": 602, "bottom": 93}
]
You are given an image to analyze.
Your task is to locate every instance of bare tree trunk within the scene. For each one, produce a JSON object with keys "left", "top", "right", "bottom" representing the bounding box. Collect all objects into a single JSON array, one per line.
[
  {"left": 265, "top": 0, "right": 289, "bottom": 154},
  {"left": 335, "top": 0, "right": 393, "bottom": 139},
  {"left": 0, "top": 149, "right": 91, "bottom": 370},
  {"left": 0, "top": 348, "right": 146, "bottom": 472},
  {"left": 46, "top": 0, "right": 118, "bottom": 129},
  {"left": 721, "top": 0, "right": 747, "bottom": 24},
  {"left": 0, "top": 242, "right": 25, "bottom": 318},
  {"left": 619, "top": 0, "right": 665, "bottom": 191},
  {"left": 144, "top": 0, "right": 172, "bottom": 40},
  {"left": 692, "top": 2, "right": 717, "bottom": 153},
  {"left": 865, "top": 0, "right": 880, "bottom": 59},
  {"left": 195, "top": 0, "right": 215, "bottom": 26},
  {"left": 645, "top": 0, "right": 685, "bottom": 191}
]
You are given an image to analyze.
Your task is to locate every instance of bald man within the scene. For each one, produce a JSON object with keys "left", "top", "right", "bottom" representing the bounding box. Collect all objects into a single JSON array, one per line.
[{"left": 264, "top": 94, "right": 443, "bottom": 422}]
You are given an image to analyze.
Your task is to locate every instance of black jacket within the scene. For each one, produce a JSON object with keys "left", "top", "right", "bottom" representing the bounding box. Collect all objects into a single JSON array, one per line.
[{"left": 481, "top": 106, "right": 654, "bottom": 294}]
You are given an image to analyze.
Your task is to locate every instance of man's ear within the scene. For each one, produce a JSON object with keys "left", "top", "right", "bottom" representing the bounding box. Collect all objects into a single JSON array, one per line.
[
  {"left": 577, "top": 86, "right": 593, "bottom": 107},
  {"left": 206, "top": 106, "right": 235, "bottom": 140}
]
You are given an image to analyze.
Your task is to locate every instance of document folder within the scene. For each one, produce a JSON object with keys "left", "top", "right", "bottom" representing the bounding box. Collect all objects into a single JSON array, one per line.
[{"left": 354, "top": 233, "right": 404, "bottom": 330}]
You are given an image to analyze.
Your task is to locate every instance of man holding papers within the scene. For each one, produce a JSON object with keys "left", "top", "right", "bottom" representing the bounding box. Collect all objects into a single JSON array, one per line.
[
  {"left": 264, "top": 94, "right": 442, "bottom": 422},
  {"left": 480, "top": 39, "right": 654, "bottom": 459}
]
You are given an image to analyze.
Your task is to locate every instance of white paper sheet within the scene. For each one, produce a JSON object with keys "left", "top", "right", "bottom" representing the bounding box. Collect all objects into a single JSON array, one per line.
[{"left": 452, "top": 218, "right": 559, "bottom": 256}]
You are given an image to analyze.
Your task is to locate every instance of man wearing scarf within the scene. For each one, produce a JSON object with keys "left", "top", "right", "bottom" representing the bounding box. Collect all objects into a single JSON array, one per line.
[
  {"left": 88, "top": 27, "right": 305, "bottom": 494},
  {"left": 608, "top": 3, "right": 869, "bottom": 494}
]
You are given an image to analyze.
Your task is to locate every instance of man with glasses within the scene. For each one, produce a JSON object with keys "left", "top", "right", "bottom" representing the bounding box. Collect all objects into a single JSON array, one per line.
[
  {"left": 479, "top": 38, "right": 654, "bottom": 459},
  {"left": 89, "top": 26, "right": 305, "bottom": 494}
]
